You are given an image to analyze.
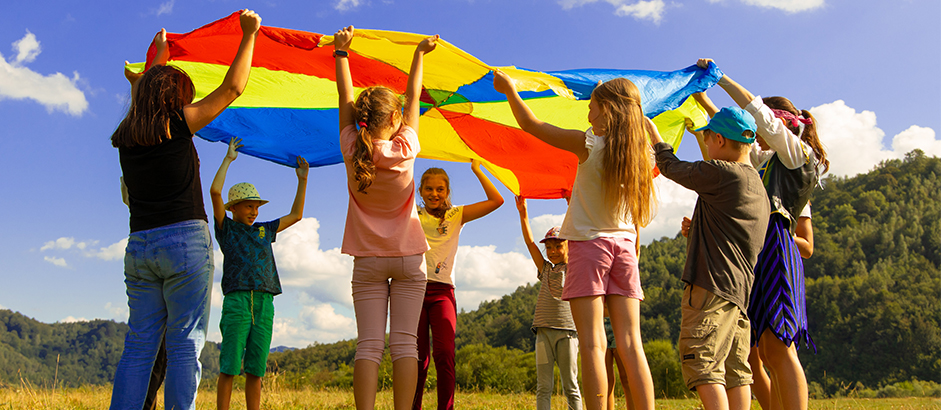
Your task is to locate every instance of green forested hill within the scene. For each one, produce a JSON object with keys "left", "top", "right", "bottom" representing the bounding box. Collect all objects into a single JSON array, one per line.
[
  {"left": 0, "top": 311, "right": 220, "bottom": 387},
  {"left": 2, "top": 151, "right": 938, "bottom": 397}
]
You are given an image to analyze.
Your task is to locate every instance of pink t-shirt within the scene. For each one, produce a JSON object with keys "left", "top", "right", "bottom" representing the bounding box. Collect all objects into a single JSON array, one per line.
[{"left": 340, "top": 124, "right": 429, "bottom": 257}]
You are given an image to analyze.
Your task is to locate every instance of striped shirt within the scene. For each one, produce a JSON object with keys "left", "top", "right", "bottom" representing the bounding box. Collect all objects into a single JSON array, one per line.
[{"left": 532, "top": 260, "right": 575, "bottom": 331}]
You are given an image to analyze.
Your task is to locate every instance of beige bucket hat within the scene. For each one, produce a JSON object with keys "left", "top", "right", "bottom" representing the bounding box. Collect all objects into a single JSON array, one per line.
[{"left": 225, "top": 182, "right": 269, "bottom": 210}]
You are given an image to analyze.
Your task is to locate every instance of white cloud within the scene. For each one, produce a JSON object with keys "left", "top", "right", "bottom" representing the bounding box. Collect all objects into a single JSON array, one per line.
[
  {"left": 211, "top": 282, "right": 224, "bottom": 309},
  {"left": 40, "top": 236, "right": 129, "bottom": 263},
  {"left": 531, "top": 213, "right": 565, "bottom": 243},
  {"left": 87, "top": 238, "right": 127, "bottom": 261},
  {"left": 559, "top": 0, "right": 666, "bottom": 23},
  {"left": 615, "top": 0, "right": 666, "bottom": 23},
  {"left": 891, "top": 125, "right": 941, "bottom": 158},
  {"left": 44, "top": 256, "right": 68, "bottom": 268},
  {"left": 272, "top": 218, "right": 355, "bottom": 307},
  {"left": 335, "top": 0, "right": 362, "bottom": 11},
  {"left": 155, "top": 0, "right": 175, "bottom": 16},
  {"left": 643, "top": 176, "right": 698, "bottom": 243},
  {"left": 105, "top": 302, "right": 129, "bottom": 322},
  {"left": 809, "top": 100, "right": 941, "bottom": 177},
  {"left": 41, "top": 237, "right": 78, "bottom": 251},
  {"left": 0, "top": 32, "right": 88, "bottom": 116},
  {"left": 272, "top": 301, "right": 358, "bottom": 348},
  {"left": 454, "top": 245, "right": 534, "bottom": 311},
  {"left": 60, "top": 316, "right": 88, "bottom": 323},
  {"left": 0, "top": 303, "right": 6, "bottom": 310},
  {"left": 12, "top": 31, "right": 40, "bottom": 65},
  {"left": 739, "top": 0, "right": 823, "bottom": 13}
]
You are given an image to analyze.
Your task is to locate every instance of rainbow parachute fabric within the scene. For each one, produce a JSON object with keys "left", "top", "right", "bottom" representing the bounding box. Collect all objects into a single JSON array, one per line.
[{"left": 128, "top": 12, "right": 722, "bottom": 199}]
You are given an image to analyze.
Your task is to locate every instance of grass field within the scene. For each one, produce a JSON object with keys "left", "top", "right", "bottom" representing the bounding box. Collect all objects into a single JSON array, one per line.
[{"left": 1, "top": 384, "right": 939, "bottom": 410}]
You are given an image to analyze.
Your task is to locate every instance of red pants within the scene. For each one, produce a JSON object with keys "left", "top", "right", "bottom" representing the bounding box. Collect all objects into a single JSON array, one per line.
[{"left": 413, "top": 281, "right": 457, "bottom": 410}]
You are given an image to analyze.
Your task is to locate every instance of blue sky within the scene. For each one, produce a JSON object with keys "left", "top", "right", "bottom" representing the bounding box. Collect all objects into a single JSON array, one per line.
[{"left": 1, "top": 0, "right": 938, "bottom": 347}]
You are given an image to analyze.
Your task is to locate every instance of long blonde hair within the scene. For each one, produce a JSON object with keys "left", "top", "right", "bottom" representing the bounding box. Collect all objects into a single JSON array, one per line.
[
  {"left": 591, "top": 78, "right": 656, "bottom": 227},
  {"left": 351, "top": 86, "right": 403, "bottom": 193}
]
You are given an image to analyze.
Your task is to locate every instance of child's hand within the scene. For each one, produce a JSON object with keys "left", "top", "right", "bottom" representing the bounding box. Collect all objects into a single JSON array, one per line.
[
  {"left": 334, "top": 26, "right": 354, "bottom": 52},
  {"left": 644, "top": 116, "right": 663, "bottom": 145},
  {"left": 226, "top": 137, "right": 242, "bottom": 161},
  {"left": 417, "top": 35, "right": 439, "bottom": 54},
  {"left": 296, "top": 156, "right": 309, "bottom": 179},
  {"left": 470, "top": 158, "right": 482, "bottom": 172},
  {"left": 696, "top": 58, "right": 715, "bottom": 69},
  {"left": 124, "top": 61, "right": 143, "bottom": 86},
  {"left": 153, "top": 28, "right": 168, "bottom": 57},
  {"left": 492, "top": 70, "right": 516, "bottom": 95},
  {"left": 681, "top": 216, "right": 691, "bottom": 238},
  {"left": 515, "top": 195, "right": 527, "bottom": 214},
  {"left": 239, "top": 9, "right": 262, "bottom": 36}
]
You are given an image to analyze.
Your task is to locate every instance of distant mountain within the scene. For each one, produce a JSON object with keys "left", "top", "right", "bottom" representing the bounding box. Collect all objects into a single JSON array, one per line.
[{"left": 269, "top": 345, "right": 295, "bottom": 353}]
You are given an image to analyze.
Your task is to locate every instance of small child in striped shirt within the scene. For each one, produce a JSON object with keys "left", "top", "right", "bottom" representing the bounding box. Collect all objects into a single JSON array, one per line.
[{"left": 517, "top": 196, "right": 582, "bottom": 410}]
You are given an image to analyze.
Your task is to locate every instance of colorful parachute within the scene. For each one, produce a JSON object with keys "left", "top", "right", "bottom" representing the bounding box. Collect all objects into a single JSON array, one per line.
[{"left": 127, "top": 12, "right": 721, "bottom": 199}]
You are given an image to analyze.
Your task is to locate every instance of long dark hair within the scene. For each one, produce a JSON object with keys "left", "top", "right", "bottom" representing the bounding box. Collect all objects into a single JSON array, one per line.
[
  {"left": 591, "top": 78, "right": 656, "bottom": 227},
  {"left": 112, "top": 65, "right": 195, "bottom": 148},
  {"left": 351, "top": 86, "right": 403, "bottom": 193},
  {"left": 763, "top": 96, "right": 829, "bottom": 175}
]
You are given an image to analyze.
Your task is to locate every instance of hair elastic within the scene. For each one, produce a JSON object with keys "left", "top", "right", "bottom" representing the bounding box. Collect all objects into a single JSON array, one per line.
[
  {"left": 772, "top": 108, "right": 813, "bottom": 128},
  {"left": 358, "top": 121, "right": 367, "bottom": 128}
]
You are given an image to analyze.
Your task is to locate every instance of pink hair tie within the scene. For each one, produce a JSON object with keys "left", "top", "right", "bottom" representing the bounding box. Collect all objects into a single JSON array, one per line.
[
  {"left": 771, "top": 108, "right": 813, "bottom": 127},
  {"left": 358, "top": 121, "right": 367, "bottom": 128}
]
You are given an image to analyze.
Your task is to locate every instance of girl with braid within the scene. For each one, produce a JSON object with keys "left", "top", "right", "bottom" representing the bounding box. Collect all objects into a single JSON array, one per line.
[{"left": 333, "top": 26, "right": 438, "bottom": 410}]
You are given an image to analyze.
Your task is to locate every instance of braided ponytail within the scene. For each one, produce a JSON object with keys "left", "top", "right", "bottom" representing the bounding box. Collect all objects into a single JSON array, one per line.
[{"left": 350, "top": 86, "right": 404, "bottom": 193}]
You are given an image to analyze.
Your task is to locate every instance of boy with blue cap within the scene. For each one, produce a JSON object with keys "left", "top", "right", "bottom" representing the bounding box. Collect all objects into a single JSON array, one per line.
[{"left": 644, "top": 106, "right": 770, "bottom": 410}]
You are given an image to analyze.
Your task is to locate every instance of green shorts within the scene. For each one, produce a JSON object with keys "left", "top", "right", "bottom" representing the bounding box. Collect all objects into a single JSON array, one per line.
[
  {"left": 678, "top": 284, "right": 752, "bottom": 390},
  {"left": 219, "top": 290, "right": 274, "bottom": 377}
]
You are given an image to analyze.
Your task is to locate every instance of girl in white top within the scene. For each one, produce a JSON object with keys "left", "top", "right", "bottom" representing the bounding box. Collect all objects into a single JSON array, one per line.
[{"left": 494, "top": 71, "right": 657, "bottom": 410}]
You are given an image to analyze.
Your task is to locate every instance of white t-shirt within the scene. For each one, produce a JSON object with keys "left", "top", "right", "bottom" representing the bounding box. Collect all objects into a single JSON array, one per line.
[
  {"left": 559, "top": 129, "right": 637, "bottom": 242},
  {"left": 417, "top": 205, "right": 464, "bottom": 285}
]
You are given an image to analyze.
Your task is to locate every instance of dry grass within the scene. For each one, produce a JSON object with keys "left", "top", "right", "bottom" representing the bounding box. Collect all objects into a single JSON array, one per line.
[{"left": 0, "top": 384, "right": 938, "bottom": 409}]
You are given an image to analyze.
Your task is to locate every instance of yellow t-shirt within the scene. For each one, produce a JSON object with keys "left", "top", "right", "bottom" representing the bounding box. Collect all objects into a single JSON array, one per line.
[{"left": 417, "top": 206, "right": 464, "bottom": 285}]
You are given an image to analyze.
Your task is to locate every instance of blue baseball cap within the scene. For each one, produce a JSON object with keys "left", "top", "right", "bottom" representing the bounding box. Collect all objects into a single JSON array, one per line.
[{"left": 694, "top": 107, "right": 757, "bottom": 144}]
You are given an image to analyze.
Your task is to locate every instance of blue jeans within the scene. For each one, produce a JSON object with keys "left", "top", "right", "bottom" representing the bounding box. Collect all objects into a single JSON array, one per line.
[{"left": 110, "top": 220, "right": 214, "bottom": 410}]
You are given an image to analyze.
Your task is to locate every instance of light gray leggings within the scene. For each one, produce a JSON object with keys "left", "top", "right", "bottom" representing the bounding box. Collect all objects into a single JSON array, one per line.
[{"left": 351, "top": 254, "right": 427, "bottom": 364}]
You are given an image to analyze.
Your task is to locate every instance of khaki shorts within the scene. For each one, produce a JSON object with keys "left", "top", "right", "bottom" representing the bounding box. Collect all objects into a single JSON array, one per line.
[{"left": 679, "top": 284, "right": 752, "bottom": 390}]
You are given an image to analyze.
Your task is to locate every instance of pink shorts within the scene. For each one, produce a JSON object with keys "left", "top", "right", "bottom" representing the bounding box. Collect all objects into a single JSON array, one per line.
[{"left": 562, "top": 237, "right": 644, "bottom": 301}]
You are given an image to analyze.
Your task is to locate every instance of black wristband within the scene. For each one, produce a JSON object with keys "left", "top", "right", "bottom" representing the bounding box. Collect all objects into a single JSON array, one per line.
[{"left": 333, "top": 49, "right": 349, "bottom": 58}]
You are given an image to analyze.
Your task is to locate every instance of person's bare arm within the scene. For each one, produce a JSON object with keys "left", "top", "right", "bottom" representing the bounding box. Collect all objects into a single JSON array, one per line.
[
  {"left": 794, "top": 216, "right": 814, "bottom": 258},
  {"left": 461, "top": 160, "right": 504, "bottom": 224},
  {"left": 493, "top": 70, "right": 589, "bottom": 161},
  {"left": 516, "top": 196, "right": 545, "bottom": 272},
  {"left": 402, "top": 35, "right": 438, "bottom": 133},
  {"left": 210, "top": 138, "right": 241, "bottom": 225},
  {"left": 183, "top": 10, "right": 261, "bottom": 134},
  {"left": 333, "top": 26, "right": 355, "bottom": 131},
  {"left": 277, "top": 157, "right": 309, "bottom": 232}
]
